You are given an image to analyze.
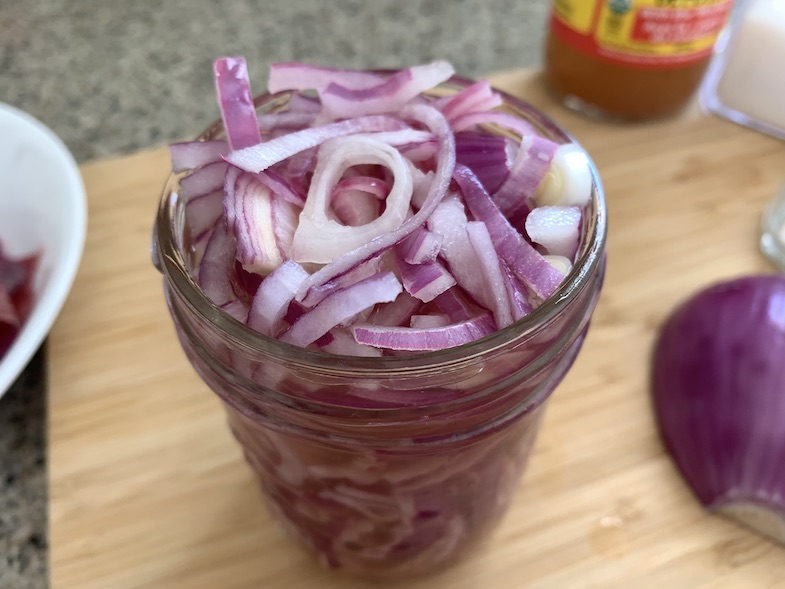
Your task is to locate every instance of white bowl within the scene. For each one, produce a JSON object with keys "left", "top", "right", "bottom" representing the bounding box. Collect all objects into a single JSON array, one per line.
[{"left": 0, "top": 103, "right": 87, "bottom": 398}]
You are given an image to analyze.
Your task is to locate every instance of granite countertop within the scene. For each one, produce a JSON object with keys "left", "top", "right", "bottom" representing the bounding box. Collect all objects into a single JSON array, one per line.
[{"left": 0, "top": 1, "right": 548, "bottom": 586}]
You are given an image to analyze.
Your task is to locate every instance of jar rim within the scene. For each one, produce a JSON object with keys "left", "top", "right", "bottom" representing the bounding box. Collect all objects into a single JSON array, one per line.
[{"left": 154, "top": 75, "right": 608, "bottom": 376}]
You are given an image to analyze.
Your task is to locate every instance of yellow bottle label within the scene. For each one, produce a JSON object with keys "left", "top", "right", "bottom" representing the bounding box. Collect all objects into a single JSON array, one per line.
[{"left": 551, "top": 0, "right": 733, "bottom": 68}]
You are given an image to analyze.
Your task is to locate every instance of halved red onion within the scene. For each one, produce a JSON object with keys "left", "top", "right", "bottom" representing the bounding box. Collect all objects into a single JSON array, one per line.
[
  {"left": 247, "top": 260, "right": 310, "bottom": 336},
  {"left": 214, "top": 57, "right": 262, "bottom": 151},
  {"left": 226, "top": 115, "right": 408, "bottom": 174},
  {"left": 454, "top": 165, "right": 564, "bottom": 300},
  {"left": 466, "top": 221, "right": 513, "bottom": 329},
  {"left": 290, "top": 135, "right": 413, "bottom": 264},
  {"left": 352, "top": 314, "right": 495, "bottom": 351},
  {"left": 170, "top": 140, "right": 228, "bottom": 173},
  {"left": 268, "top": 62, "right": 385, "bottom": 94},
  {"left": 320, "top": 62, "right": 455, "bottom": 119},
  {"left": 281, "top": 272, "right": 402, "bottom": 347},
  {"left": 525, "top": 206, "right": 581, "bottom": 259}
]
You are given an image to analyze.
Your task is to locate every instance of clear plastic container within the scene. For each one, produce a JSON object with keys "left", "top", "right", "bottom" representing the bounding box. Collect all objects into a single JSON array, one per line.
[{"left": 151, "top": 80, "right": 608, "bottom": 579}]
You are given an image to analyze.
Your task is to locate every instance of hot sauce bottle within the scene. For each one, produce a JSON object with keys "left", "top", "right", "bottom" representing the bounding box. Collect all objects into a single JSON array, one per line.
[{"left": 545, "top": 0, "right": 734, "bottom": 120}]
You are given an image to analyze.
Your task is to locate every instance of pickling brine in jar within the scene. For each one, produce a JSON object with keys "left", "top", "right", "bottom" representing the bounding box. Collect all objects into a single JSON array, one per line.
[{"left": 545, "top": 0, "right": 734, "bottom": 120}]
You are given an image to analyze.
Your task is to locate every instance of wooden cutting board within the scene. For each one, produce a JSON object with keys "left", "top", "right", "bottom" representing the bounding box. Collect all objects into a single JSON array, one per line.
[{"left": 49, "top": 70, "right": 785, "bottom": 589}]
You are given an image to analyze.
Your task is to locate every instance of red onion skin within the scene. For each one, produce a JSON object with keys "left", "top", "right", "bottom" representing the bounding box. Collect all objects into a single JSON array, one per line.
[{"left": 652, "top": 275, "right": 785, "bottom": 518}]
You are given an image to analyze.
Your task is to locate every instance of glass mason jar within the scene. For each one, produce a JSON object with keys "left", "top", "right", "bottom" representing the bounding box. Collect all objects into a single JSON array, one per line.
[{"left": 152, "top": 79, "right": 608, "bottom": 580}]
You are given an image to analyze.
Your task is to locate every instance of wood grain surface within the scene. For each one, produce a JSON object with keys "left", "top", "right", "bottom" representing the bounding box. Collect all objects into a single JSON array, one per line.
[{"left": 49, "top": 70, "right": 785, "bottom": 589}]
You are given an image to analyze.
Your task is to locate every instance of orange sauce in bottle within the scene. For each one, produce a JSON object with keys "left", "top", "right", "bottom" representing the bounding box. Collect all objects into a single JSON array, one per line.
[{"left": 544, "top": 0, "right": 734, "bottom": 121}]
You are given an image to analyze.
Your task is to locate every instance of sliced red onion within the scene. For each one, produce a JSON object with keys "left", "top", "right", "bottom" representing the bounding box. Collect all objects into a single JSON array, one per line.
[
  {"left": 256, "top": 170, "right": 305, "bottom": 207},
  {"left": 331, "top": 188, "right": 381, "bottom": 227},
  {"left": 247, "top": 260, "right": 310, "bottom": 336},
  {"left": 225, "top": 169, "right": 284, "bottom": 274},
  {"left": 501, "top": 265, "right": 533, "bottom": 321},
  {"left": 492, "top": 135, "right": 558, "bottom": 229},
  {"left": 268, "top": 62, "right": 385, "bottom": 94},
  {"left": 454, "top": 165, "right": 564, "bottom": 300},
  {"left": 399, "top": 227, "right": 443, "bottom": 264},
  {"left": 450, "top": 111, "right": 537, "bottom": 138},
  {"left": 525, "top": 206, "right": 581, "bottom": 259},
  {"left": 439, "top": 81, "right": 502, "bottom": 122},
  {"left": 409, "top": 165, "right": 435, "bottom": 209},
  {"left": 399, "top": 258, "right": 456, "bottom": 303},
  {"left": 198, "top": 226, "right": 238, "bottom": 307},
  {"left": 300, "top": 258, "right": 384, "bottom": 309},
  {"left": 185, "top": 190, "right": 224, "bottom": 242},
  {"left": 226, "top": 115, "right": 408, "bottom": 174},
  {"left": 320, "top": 61, "right": 455, "bottom": 119},
  {"left": 321, "top": 328, "right": 383, "bottom": 357},
  {"left": 427, "top": 197, "right": 492, "bottom": 309},
  {"left": 290, "top": 135, "right": 413, "bottom": 264},
  {"left": 535, "top": 143, "right": 593, "bottom": 207},
  {"left": 410, "top": 313, "right": 450, "bottom": 328},
  {"left": 179, "top": 161, "right": 229, "bottom": 202},
  {"left": 295, "top": 103, "right": 455, "bottom": 298},
  {"left": 280, "top": 272, "right": 402, "bottom": 348},
  {"left": 170, "top": 139, "right": 228, "bottom": 173},
  {"left": 455, "top": 131, "right": 514, "bottom": 195},
  {"left": 370, "top": 291, "right": 422, "bottom": 327},
  {"left": 258, "top": 112, "right": 318, "bottom": 132},
  {"left": 399, "top": 140, "right": 439, "bottom": 163},
  {"left": 333, "top": 176, "right": 390, "bottom": 201},
  {"left": 466, "top": 221, "right": 513, "bottom": 329},
  {"left": 272, "top": 196, "right": 298, "bottom": 261},
  {"left": 352, "top": 314, "right": 495, "bottom": 351},
  {"left": 433, "top": 288, "right": 480, "bottom": 322},
  {"left": 214, "top": 57, "right": 262, "bottom": 150}
]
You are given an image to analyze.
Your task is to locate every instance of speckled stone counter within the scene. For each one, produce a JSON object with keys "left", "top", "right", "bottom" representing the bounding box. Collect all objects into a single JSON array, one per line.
[{"left": 0, "top": 1, "right": 548, "bottom": 586}]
